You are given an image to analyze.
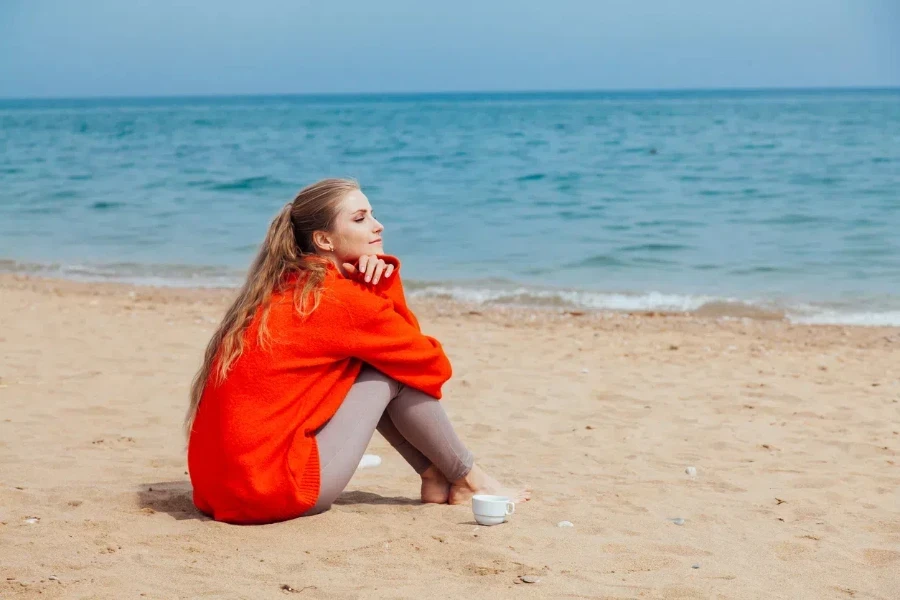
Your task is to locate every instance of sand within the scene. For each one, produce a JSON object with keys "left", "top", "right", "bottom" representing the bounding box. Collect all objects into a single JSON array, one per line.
[{"left": 1, "top": 274, "right": 898, "bottom": 599}]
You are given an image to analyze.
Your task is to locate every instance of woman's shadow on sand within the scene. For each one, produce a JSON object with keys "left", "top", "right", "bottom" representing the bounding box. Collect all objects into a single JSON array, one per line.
[
  {"left": 137, "top": 482, "right": 418, "bottom": 520},
  {"left": 333, "top": 491, "right": 419, "bottom": 507},
  {"left": 137, "top": 481, "right": 209, "bottom": 521}
]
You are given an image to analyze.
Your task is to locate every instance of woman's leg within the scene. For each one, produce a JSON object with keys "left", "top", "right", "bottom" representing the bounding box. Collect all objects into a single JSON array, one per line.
[
  {"left": 383, "top": 388, "right": 473, "bottom": 482},
  {"left": 376, "top": 412, "right": 431, "bottom": 475},
  {"left": 305, "top": 366, "right": 475, "bottom": 515},
  {"left": 376, "top": 412, "right": 458, "bottom": 504}
]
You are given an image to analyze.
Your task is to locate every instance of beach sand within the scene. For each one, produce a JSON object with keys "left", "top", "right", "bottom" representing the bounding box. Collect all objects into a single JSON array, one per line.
[{"left": 1, "top": 274, "right": 898, "bottom": 599}]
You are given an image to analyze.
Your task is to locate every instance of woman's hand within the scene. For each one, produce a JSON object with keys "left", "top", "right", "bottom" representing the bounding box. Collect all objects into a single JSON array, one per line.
[{"left": 342, "top": 255, "right": 394, "bottom": 285}]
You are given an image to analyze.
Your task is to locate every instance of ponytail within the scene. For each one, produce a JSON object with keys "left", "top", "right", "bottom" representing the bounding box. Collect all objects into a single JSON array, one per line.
[
  {"left": 184, "top": 204, "right": 303, "bottom": 437},
  {"left": 185, "top": 179, "right": 358, "bottom": 437}
]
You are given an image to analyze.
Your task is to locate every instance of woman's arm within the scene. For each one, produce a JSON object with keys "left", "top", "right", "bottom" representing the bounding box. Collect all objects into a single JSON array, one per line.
[
  {"left": 344, "top": 255, "right": 421, "bottom": 331},
  {"left": 324, "top": 277, "right": 451, "bottom": 398}
]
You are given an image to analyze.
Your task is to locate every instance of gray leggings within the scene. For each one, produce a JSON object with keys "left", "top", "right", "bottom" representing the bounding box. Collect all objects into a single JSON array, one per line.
[{"left": 304, "top": 366, "right": 474, "bottom": 515}]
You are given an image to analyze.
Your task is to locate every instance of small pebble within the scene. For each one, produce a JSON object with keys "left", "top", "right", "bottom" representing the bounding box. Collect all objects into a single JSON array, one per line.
[
  {"left": 580, "top": 368, "right": 589, "bottom": 374},
  {"left": 685, "top": 466, "right": 697, "bottom": 476},
  {"left": 49, "top": 576, "right": 59, "bottom": 581},
  {"left": 557, "top": 520, "right": 574, "bottom": 527},
  {"left": 691, "top": 564, "right": 700, "bottom": 569},
  {"left": 520, "top": 575, "right": 540, "bottom": 584},
  {"left": 669, "top": 518, "right": 685, "bottom": 526},
  {"left": 24, "top": 517, "right": 40, "bottom": 524}
]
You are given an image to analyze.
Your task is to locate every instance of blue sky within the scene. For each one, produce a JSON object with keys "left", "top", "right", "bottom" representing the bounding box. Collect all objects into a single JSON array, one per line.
[{"left": 1, "top": 0, "right": 897, "bottom": 98}]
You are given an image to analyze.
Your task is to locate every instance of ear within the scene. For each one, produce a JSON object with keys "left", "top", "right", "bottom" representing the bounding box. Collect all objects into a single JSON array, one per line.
[{"left": 312, "top": 231, "right": 333, "bottom": 253}]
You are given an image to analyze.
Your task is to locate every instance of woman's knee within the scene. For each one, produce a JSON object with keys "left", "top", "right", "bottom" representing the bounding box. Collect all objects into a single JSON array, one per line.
[{"left": 356, "top": 365, "right": 402, "bottom": 398}]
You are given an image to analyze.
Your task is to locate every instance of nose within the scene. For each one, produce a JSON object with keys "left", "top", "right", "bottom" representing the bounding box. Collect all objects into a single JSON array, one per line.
[{"left": 373, "top": 219, "right": 384, "bottom": 234}]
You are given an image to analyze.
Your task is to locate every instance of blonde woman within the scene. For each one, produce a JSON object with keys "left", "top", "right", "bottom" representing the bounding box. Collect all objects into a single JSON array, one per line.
[{"left": 186, "top": 179, "right": 529, "bottom": 523}]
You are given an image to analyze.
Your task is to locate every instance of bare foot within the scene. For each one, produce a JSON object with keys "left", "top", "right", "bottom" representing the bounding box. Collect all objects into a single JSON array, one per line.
[
  {"left": 420, "top": 465, "right": 451, "bottom": 504},
  {"left": 448, "top": 464, "right": 531, "bottom": 505}
]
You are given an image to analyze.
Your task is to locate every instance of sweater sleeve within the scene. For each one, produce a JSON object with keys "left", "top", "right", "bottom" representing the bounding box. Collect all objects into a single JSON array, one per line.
[
  {"left": 371, "top": 256, "right": 420, "bottom": 331},
  {"left": 329, "top": 281, "right": 451, "bottom": 399}
]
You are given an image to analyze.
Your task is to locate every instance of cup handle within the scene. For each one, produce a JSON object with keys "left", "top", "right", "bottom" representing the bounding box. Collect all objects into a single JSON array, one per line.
[{"left": 506, "top": 502, "right": 516, "bottom": 515}]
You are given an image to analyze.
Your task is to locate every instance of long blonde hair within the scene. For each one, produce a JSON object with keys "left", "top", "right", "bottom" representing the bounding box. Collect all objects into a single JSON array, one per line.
[{"left": 185, "top": 178, "right": 360, "bottom": 436}]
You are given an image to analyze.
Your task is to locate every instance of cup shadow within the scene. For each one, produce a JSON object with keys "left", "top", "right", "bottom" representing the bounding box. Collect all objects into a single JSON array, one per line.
[{"left": 458, "top": 520, "right": 511, "bottom": 526}]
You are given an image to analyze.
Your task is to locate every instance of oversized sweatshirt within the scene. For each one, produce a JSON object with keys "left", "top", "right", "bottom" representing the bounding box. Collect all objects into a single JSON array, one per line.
[{"left": 187, "top": 257, "right": 451, "bottom": 524}]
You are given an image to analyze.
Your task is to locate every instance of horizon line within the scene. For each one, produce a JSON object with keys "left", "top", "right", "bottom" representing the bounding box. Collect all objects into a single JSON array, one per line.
[{"left": 1, "top": 84, "right": 898, "bottom": 103}]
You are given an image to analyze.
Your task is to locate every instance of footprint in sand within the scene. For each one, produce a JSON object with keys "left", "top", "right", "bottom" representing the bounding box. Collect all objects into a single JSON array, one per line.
[
  {"left": 773, "top": 541, "right": 811, "bottom": 561},
  {"left": 862, "top": 549, "right": 900, "bottom": 567}
]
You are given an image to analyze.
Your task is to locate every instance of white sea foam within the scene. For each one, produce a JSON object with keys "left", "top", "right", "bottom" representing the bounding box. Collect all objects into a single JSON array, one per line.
[
  {"left": 789, "top": 310, "right": 900, "bottom": 327},
  {"left": 408, "top": 284, "right": 900, "bottom": 326},
  {"left": 0, "top": 259, "right": 243, "bottom": 288},
  {"left": 3, "top": 259, "right": 899, "bottom": 326},
  {"left": 409, "top": 285, "right": 721, "bottom": 312}
]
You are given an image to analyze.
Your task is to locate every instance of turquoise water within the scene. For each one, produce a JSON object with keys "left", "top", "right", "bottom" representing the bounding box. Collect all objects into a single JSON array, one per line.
[{"left": 1, "top": 90, "right": 899, "bottom": 324}]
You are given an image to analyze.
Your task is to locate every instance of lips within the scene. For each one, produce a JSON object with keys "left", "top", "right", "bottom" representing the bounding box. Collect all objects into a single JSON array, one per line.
[{"left": 370, "top": 239, "right": 382, "bottom": 244}]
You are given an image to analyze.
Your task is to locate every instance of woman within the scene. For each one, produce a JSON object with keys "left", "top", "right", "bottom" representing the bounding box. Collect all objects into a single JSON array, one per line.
[{"left": 186, "top": 178, "right": 529, "bottom": 524}]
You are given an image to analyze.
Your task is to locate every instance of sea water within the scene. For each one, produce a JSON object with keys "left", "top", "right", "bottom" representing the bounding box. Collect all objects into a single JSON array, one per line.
[{"left": 1, "top": 89, "right": 898, "bottom": 324}]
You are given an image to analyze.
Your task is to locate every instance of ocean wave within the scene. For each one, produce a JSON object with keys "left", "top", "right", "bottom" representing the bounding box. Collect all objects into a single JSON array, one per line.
[
  {"left": 408, "top": 284, "right": 722, "bottom": 312},
  {"left": 515, "top": 173, "right": 546, "bottom": 182},
  {"left": 758, "top": 213, "right": 832, "bottom": 226},
  {"left": 90, "top": 201, "right": 124, "bottom": 210},
  {"left": 0, "top": 259, "right": 243, "bottom": 288},
  {"left": 210, "top": 178, "right": 267, "bottom": 191},
  {"left": 2, "top": 258, "right": 899, "bottom": 326},
  {"left": 789, "top": 311, "right": 900, "bottom": 327},
  {"left": 563, "top": 254, "right": 629, "bottom": 269},
  {"left": 406, "top": 283, "right": 900, "bottom": 326},
  {"left": 207, "top": 176, "right": 287, "bottom": 192},
  {"left": 619, "top": 243, "right": 692, "bottom": 253}
]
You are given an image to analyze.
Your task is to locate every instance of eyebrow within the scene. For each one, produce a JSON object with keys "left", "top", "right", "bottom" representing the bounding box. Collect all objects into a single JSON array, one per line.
[{"left": 350, "top": 208, "right": 370, "bottom": 216}]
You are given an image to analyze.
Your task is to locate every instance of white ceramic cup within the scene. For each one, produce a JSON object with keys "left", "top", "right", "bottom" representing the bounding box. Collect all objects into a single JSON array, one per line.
[{"left": 472, "top": 494, "right": 515, "bottom": 526}]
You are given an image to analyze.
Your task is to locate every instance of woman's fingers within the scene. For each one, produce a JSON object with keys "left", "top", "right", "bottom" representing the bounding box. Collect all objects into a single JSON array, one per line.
[
  {"left": 346, "top": 256, "right": 393, "bottom": 284},
  {"left": 372, "top": 260, "right": 387, "bottom": 284},
  {"left": 364, "top": 257, "right": 379, "bottom": 282}
]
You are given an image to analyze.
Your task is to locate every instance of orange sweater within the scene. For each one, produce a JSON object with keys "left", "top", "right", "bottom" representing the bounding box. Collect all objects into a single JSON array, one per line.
[{"left": 187, "top": 257, "right": 451, "bottom": 524}]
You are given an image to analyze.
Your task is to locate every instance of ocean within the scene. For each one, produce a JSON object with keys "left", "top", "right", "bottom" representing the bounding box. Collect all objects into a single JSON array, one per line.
[{"left": 1, "top": 89, "right": 898, "bottom": 325}]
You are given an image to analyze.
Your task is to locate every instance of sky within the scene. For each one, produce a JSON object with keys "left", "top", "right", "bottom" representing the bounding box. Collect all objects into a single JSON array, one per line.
[{"left": 1, "top": 0, "right": 898, "bottom": 98}]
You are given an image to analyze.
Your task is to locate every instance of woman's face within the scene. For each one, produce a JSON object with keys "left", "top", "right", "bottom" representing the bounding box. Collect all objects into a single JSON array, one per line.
[{"left": 325, "top": 190, "right": 384, "bottom": 263}]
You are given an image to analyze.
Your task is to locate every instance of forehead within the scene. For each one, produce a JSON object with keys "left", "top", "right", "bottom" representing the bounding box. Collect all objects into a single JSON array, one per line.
[{"left": 339, "top": 190, "right": 371, "bottom": 213}]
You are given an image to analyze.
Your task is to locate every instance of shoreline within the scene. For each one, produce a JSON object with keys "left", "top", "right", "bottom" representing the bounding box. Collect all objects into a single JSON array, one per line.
[
  {"left": 0, "top": 271, "right": 878, "bottom": 327},
  {"left": 3, "top": 268, "right": 900, "bottom": 328}
]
